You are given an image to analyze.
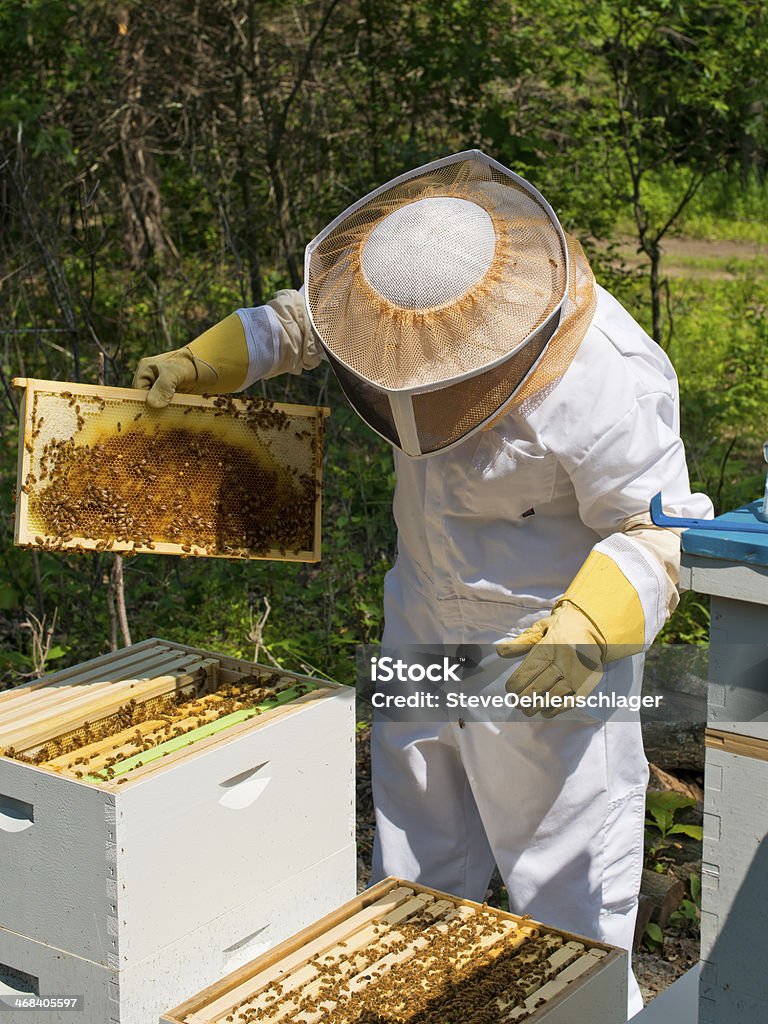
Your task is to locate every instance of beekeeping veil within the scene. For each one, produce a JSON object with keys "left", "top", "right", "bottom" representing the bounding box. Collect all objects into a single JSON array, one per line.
[{"left": 305, "top": 150, "right": 596, "bottom": 457}]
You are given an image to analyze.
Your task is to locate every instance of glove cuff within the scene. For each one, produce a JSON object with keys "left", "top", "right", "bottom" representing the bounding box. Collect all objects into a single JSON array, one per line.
[
  {"left": 186, "top": 313, "right": 249, "bottom": 394},
  {"left": 555, "top": 550, "right": 645, "bottom": 658}
]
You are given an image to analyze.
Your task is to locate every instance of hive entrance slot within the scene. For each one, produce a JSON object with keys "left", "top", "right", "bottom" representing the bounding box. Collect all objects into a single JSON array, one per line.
[
  {"left": 218, "top": 762, "right": 272, "bottom": 810},
  {"left": 0, "top": 794, "right": 34, "bottom": 833},
  {"left": 223, "top": 924, "right": 271, "bottom": 957},
  {"left": 0, "top": 963, "right": 39, "bottom": 997}
]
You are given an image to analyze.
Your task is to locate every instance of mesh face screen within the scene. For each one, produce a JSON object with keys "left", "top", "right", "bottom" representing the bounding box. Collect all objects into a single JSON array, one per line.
[
  {"left": 335, "top": 235, "right": 597, "bottom": 454},
  {"left": 308, "top": 154, "right": 567, "bottom": 391},
  {"left": 412, "top": 316, "right": 556, "bottom": 453},
  {"left": 326, "top": 353, "right": 401, "bottom": 447}
]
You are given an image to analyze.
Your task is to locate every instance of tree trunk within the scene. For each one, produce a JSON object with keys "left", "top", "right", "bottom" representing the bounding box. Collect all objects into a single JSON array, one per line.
[
  {"left": 233, "top": 68, "right": 264, "bottom": 306},
  {"left": 649, "top": 244, "right": 663, "bottom": 345},
  {"left": 266, "top": 149, "right": 302, "bottom": 289},
  {"left": 116, "top": 8, "right": 174, "bottom": 266}
]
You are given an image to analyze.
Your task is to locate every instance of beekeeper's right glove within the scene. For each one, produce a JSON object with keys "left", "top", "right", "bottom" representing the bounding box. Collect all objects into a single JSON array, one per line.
[
  {"left": 498, "top": 550, "right": 646, "bottom": 718},
  {"left": 132, "top": 313, "right": 249, "bottom": 408}
]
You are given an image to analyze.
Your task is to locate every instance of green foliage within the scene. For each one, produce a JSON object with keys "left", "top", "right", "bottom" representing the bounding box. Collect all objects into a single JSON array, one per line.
[
  {"left": 538, "top": 0, "right": 768, "bottom": 342},
  {"left": 645, "top": 791, "right": 703, "bottom": 866},
  {"left": 643, "top": 870, "right": 701, "bottom": 949},
  {"left": 660, "top": 592, "right": 710, "bottom": 645},
  {"left": 669, "top": 872, "right": 702, "bottom": 929},
  {"left": 672, "top": 173, "right": 768, "bottom": 243},
  {"left": 643, "top": 920, "right": 664, "bottom": 952},
  {"left": 671, "top": 275, "right": 768, "bottom": 508},
  {"left": 0, "top": 0, "right": 115, "bottom": 161}
]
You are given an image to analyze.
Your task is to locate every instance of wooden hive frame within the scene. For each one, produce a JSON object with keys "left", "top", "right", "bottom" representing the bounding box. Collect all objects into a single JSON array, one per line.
[
  {"left": 13, "top": 377, "right": 328, "bottom": 562},
  {"left": 0, "top": 638, "right": 338, "bottom": 791},
  {"left": 160, "top": 877, "right": 628, "bottom": 1024}
]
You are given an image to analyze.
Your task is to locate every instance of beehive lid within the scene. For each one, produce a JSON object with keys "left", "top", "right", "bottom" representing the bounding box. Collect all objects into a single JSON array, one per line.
[
  {"left": 161, "top": 878, "right": 627, "bottom": 1023},
  {"left": 681, "top": 501, "right": 768, "bottom": 569},
  {"left": 13, "top": 378, "right": 327, "bottom": 561}
]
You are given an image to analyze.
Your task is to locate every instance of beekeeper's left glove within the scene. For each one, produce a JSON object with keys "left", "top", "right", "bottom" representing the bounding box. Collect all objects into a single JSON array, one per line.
[
  {"left": 497, "top": 551, "right": 645, "bottom": 718},
  {"left": 132, "top": 313, "right": 249, "bottom": 409}
]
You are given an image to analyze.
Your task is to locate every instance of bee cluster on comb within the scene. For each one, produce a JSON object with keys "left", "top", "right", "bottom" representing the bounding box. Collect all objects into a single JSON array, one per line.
[
  {"left": 162, "top": 881, "right": 623, "bottom": 1024},
  {"left": 0, "top": 639, "right": 322, "bottom": 787},
  {"left": 13, "top": 379, "right": 327, "bottom": 561}
]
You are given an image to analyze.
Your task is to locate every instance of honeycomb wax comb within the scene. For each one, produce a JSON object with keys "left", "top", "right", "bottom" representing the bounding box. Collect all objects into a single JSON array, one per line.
[{"left": 13, "top": 378, "right": 327, "bottom": 561}]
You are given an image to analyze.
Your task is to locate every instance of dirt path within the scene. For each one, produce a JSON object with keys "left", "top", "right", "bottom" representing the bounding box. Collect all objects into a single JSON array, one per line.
[{"left": 608, "top": 235, "right": 766, "bottom": 279}]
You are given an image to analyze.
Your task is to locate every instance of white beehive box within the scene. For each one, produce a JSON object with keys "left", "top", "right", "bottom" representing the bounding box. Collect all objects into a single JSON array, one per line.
[
  {"left": 0, "top": 853, "right": 350, "bottom": 1024},
  {"left": 699, "top": 729, "right": 768, "bottom": 1023},
  {"left": 706, "top": 598, "right": 768, "bottom": 740},
  {"left": 161, "top": 878, "right": 628, "bottom": 1024},
  {"left": 0, "top": 639, "right": 356, "bottom": 1023},
  {"left": 680, "top": 540, "right": 768, "bottom": 742}
]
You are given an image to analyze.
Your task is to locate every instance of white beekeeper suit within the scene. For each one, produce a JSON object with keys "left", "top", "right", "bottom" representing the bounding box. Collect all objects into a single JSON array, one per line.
[{"left": 134, "top": 151, "right": 713, "bottom": 1019}]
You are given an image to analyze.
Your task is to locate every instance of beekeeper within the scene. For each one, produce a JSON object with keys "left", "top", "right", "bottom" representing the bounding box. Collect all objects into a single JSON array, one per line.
[{"left": 133, "top": 151, "right": 712, "bottom": 1018}]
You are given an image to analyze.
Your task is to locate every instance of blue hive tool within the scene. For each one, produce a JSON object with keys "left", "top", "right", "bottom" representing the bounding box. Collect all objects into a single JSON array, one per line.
[{"left": 651, "top": 442, "right": 768, "bottom": 533}]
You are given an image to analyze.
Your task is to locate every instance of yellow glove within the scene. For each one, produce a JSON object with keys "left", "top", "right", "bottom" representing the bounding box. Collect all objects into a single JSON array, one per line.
[
  {"left": 497, "top": 551, "right": 645, "bottom": 718},
  {"left": 132, "top": 314, "right": 249, "bottom": 409}
]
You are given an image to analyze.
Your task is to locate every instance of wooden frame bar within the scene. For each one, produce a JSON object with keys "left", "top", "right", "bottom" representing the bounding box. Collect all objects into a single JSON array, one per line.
[
  {"left": 0, "top": 638, "right": 342, "bottom": 789},
  {"left": 0, "top": 638, "right": 164, "bottom": 704},
  {"left": 706, "top": 728, "right": 768, "bottom": 763},
  {"left": 0, "top": 661, "right": 212, "bottom": 752},
  {"left": 0, "top": 653, "right": 208, "bottom": 733},
  {"left": 161, "top": 878, "right": 626, "bottom": 1024}
]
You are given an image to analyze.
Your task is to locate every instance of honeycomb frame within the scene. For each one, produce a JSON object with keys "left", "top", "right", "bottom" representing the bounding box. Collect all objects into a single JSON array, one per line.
[
  {"left": 13, "top": 378, "right": 328, "bottom": 562},
  {"left": 160, "top": 877, "right": 627, "bottom": 1024},
  {"left": 0, "top": 637, "right": 337, "bottom": 790}
]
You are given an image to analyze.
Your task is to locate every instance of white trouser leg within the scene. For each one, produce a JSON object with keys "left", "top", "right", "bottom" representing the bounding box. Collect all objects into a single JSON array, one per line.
[
  {"left": 370, "top": 719, "right": 496, "bottom": 901},
  {"left": 375, "top": 580, "right": 647, "bottom": 1018},
  {"left": 453, "top": 710, "right": 647, "bottom": 1018}
]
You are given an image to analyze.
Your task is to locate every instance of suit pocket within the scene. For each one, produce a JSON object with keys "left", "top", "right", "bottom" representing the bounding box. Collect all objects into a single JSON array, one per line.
[
  {"left": 600, "top": 785, "right": 646, "bottom": 913},
  {"left": 445, "top": 431, "right": 557, "bottom": 518}
]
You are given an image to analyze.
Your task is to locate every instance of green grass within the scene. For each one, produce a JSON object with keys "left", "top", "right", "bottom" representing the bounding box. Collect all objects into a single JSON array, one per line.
[{"left": 674, "top": 217, "right": 768, "bottom": 245}]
